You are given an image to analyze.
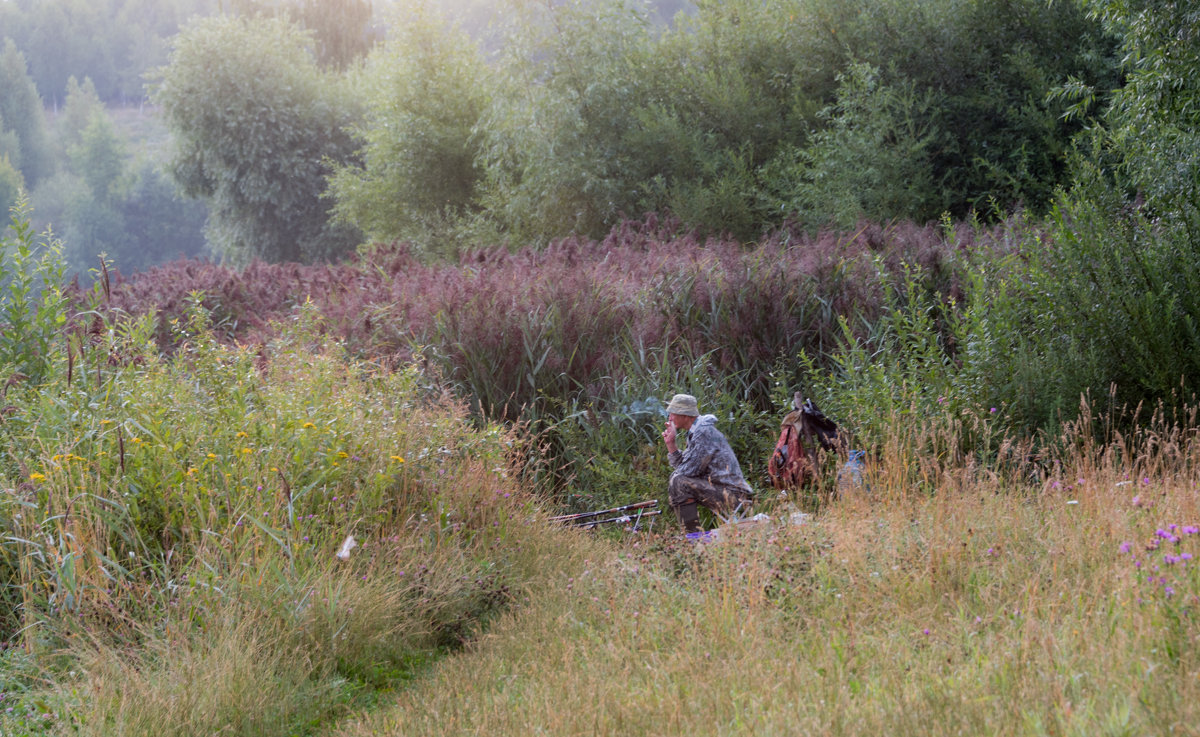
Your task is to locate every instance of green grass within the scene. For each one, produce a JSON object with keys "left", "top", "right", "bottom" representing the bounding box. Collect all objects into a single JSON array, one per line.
[
  {"left": 5, "top": 335, "right": 1200, "bottom": 735},
  {"left": 0, "top": 297, "right": 587, "bottom": 736},
  {"left": 3, "top": 251, "right": 1199, "bottom": 736}
]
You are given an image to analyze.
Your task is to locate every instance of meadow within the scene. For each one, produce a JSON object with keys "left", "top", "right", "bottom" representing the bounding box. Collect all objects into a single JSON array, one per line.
[
  {"left": 336, "top": 423, "right": 1200, "bottom": 736},
  {"left": 2, "top": 200, "right": 1199, "bottom": 736},
  {"left": 0, "top": 0, "right": 1195, "bottom": 730}
]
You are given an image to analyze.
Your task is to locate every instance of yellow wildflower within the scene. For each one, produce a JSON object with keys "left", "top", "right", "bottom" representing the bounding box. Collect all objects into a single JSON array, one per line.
[
  {"left": 236, "top": 431, "right": 249, "bottom": 438},
  {"left": 390, "top": 455, "right": 406, "bottom": 463},
  {"left": 302, "top": 422, "right": 316, "bottom": 429},
  {"left": 241, "top": 447, "right": 253, "bottom": 455},
  {"left": 29, "top": 472, "right": 46, "bottom": 482}
]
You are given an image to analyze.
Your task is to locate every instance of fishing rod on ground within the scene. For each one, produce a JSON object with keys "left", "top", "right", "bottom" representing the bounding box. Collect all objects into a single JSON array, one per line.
[{"left": 549, "top": 499, "right": 661, "bottom": 531}]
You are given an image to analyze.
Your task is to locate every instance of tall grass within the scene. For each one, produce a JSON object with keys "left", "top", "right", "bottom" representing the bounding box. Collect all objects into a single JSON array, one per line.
[
  {"left": 7, "top": 198, "right": 1200, "bottom": 734},
  {"left": 0, "top": 293, "right": 581, "bottom": 736},
  {"left": 91, "top": 216, "right": 976, "bottom": 405},
  {"left": 330, "top": 409, "right": 1200, "bottom": 737}
]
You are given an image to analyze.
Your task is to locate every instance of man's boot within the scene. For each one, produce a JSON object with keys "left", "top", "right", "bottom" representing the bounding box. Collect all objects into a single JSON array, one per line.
[{"left": 676, "top": 501, "right": 701, "bottom": 533}]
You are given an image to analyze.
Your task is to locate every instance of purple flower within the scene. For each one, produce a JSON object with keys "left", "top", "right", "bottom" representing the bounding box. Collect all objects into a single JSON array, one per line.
[
  {"left": 922, "top": 628, "right": 930, "bottom": 635},
  {"left": 990, "top": 407, "right": 997, "bottom": 414},
  {"left": 1165, "top": 586, "right": 1176, "bottom": 597},
  {"left": 1119, "top": 541, "right": 1132, "bottom": 554},
  {"left": 1181, "top": 553, "right": 1193, "bottom": 562},
  {"left": 1183, "top": 525, "right": 1199, "bottom": 535},
  {"left": 1132, "top": 495, "right": 1143, "bottom": 507},
  {"left": 1156, "top": 528, "right": 1172, "bottom": 539}
]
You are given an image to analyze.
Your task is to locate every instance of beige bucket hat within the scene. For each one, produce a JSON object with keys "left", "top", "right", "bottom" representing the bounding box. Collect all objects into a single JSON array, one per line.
[{"left": 665, "top": 393, "right": 700, "bottom": 417}]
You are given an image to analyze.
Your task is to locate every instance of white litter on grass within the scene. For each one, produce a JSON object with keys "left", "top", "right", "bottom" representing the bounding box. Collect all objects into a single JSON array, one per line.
[
  {"left": 336, "top": 535, "right": 357, "bottom": 560},
  {"left": 1067, "top": 500, "right": 1079, "bottom": 505}
]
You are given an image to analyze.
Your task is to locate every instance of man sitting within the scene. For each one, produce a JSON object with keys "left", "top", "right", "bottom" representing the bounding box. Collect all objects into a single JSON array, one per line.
[{"left": 660, "top": 393, "right": 753, "bottom": 534}]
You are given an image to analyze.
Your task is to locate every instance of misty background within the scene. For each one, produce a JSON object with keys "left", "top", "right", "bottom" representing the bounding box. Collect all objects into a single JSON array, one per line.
[{"left": 0, "top": 0, "right": 1121, "bottom": 277}]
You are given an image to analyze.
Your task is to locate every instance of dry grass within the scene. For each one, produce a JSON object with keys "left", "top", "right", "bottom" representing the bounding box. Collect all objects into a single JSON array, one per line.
[
  {"left": 51, "top": 457, "right": 594, "bottom": 737},
  {"left": 329, "top": 433, "right": 1200, "bottom": 737}
]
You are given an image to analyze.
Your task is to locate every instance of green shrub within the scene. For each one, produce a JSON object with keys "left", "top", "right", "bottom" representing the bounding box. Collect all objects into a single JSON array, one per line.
[
  {"left": 0, "top": 154, "right": 22, "bottom": 216},
  {"left": 0, "top": 291, "right": 579, "bottom": 734},
  {"left": 0, "top": 196, "right": 68, "bottom": 385},
  {"left": 329, "top": 1, "right": 491, "bottom": 258},
  {"left": 789, "top": 63, "right": 945, "bottom": 229}
]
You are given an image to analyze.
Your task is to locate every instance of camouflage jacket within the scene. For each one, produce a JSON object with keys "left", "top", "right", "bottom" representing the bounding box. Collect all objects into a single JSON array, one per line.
[{"left": 668, "top": 414, "right": 752, "bottom": 493}]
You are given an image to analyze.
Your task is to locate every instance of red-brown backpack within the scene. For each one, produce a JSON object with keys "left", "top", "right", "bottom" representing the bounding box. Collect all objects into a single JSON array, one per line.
[
  {"left": 767, "top": 392, "right": 840, "bottom": 490},
  {"left": 768, "top": 415, "right": 813, "bottom": 489}
]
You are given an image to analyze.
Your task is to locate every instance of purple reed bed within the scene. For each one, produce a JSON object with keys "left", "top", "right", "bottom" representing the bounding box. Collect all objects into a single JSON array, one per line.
[{"left": 78, "top": 216, "right": 1004, "bottom": 414}]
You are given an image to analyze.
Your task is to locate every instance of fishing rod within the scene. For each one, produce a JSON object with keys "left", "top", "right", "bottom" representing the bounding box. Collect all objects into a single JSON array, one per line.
[
  {"left": 549, "top": 499, "right": 659, "bottom": 524},
  {"left": 572, "top": 509, "right": 662, "bottom": 530}
]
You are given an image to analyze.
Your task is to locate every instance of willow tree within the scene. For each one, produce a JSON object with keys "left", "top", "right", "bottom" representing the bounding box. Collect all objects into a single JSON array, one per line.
[{"left": 153, "top": 15, "right": 361, "bottom": 264}]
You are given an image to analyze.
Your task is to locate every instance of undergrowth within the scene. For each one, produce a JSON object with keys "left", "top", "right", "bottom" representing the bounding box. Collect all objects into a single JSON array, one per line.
[{"left": 0, "top": 279, "right": 580, "bottom": 735}]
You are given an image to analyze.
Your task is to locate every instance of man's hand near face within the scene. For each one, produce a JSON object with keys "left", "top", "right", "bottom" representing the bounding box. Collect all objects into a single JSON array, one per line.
[{"left": 662, "top": 418, "right": 678, "bottom": 453}]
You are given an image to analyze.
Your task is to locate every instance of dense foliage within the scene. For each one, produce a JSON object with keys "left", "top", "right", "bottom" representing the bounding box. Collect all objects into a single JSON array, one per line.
[
  {"left": 2, "top": 0, "right": 1125, "bottom": 265},
  {"left": 333, "top": 0, "right": 1118, "bottom": 253},
  {"left": 1, "top": 3, "right": 1200, "bottom": 732},
  {"left": 0, "top": 40, "right": 53, "bottom": 191},
  {"left": 0, "top": 203, "right": 575, "bottom": 736},
  {"left": 152, "top": 14, "right": 363, "bottom": 264},
  {"left": 225, "top": 0, "right": 380, "bottom": 70},
  {"left": 82, "top": 216, "right": 993, "bottom": 509},
  {"left": 20, "top": 78, "right": 209, "bottom": 278}
]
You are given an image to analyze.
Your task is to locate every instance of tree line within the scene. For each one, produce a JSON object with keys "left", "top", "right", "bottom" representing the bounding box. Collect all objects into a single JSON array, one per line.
[
  {"left": 1, "top": 0, "right": 1193, "bottom": 307},
  {"left": 147, "top": 0, "right": 1123, "bottom": 264}
]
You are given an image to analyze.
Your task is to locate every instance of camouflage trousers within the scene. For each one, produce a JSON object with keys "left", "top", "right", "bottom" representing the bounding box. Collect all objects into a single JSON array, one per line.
[{"left": 668, "top": 473, "right": 752, "bottom": 519}]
